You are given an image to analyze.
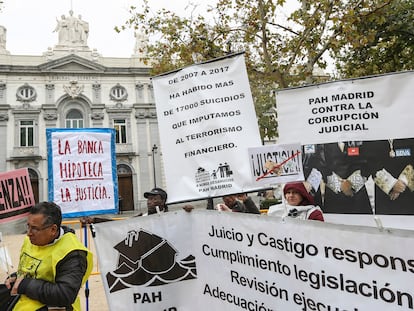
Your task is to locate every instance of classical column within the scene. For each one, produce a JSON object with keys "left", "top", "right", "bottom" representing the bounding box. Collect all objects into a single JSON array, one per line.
[
  {"left": 45, "top": 84, "right": 55, "bottom": 105},
  {"left": 0, "top": 83, "right": 6, "bottom": 105},
  {"left": 92, "top": 83, "right": 101, "bottom": 104},
  {"left": 91, "top": 105, "right": 105, "bottom": 127},
  {"left": 135, "top": 82, "right": 144, "bottom": 104},
  {"left": 42, "top": 105, "right": 58, "bottom": 127}
]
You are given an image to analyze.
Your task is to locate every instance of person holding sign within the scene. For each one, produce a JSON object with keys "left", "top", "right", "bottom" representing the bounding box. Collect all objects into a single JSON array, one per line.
[
  {"left": 5, "top": 202, "right": 93, "bottom": 310},
  {"left": 267, "top": 182, "right": 324, "bottom": 221},
  {"left": 81, "top": 187, "right": 170, "bottom": 224},
  {"left": 142, "top": 187, "right": 169, "bottom": 215},
  {"left": 143, "top": 189, "right": 200, "bottom": 214},
  {"left": 216, "top": 193, "right": 260, "bottom": 214}
]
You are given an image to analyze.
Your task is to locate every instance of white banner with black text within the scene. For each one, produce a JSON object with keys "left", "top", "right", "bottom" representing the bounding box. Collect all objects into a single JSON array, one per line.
[
  {"left": 276, "top": 71, "right": 414, "bottom": 144},
  {"left": 93, "top": 210, "right": 414, "bottom": 310},
  {"left": 276, "top": 72, "right": 414, "bottom": 224},
  {"left": 152, "top": 53, "right": 262, "bottom": 203}
]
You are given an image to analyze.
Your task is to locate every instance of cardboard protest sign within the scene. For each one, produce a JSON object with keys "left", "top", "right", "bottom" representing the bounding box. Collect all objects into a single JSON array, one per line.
[
  {"left": 152, "top": 53, "right": 262, "bottom": 203},
  {"left": 46, "top": 128, "right": 118, "bottom": 217},
  {"left": 0, "top": 168, "right": 34, "bottom": 223}
]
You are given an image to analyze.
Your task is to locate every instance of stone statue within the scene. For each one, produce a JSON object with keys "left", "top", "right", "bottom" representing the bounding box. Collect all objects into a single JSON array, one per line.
[
  {"left": 0, "top": 25, "right": 10, "bottom": 55},
  {"left": 0, "top": 26, "right": 6, "bottom": 49},
  {"left": 76, "top": 15, "right": 89, "bottom": 45},
  {"left": 54, "top": 14, "right": 69, "bottom": 45},
  {"left": 54, "top": 11, "right": 89, "bottom": 46}
]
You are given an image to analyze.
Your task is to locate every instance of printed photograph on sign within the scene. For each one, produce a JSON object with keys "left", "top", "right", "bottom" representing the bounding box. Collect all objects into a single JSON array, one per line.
[
  {"left": 302, "top": 139, "right": 414, "bottom": 215},
  {"left": 248, "top": 143, "right": 304, "bottom": 185}
]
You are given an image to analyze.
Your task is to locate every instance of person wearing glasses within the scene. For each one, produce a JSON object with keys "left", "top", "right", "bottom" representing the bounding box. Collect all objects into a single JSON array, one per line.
[
  {"left": 267, "top": 182, "right": 324, "bottom": 221},
  {"left": 4, "top": 202, "right": 93, "bottom": 311}
]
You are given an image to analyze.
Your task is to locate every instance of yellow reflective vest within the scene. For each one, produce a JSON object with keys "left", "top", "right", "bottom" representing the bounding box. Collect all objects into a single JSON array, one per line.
[{"left": 13, "top": 232, "right": 93, "bottom": 311}]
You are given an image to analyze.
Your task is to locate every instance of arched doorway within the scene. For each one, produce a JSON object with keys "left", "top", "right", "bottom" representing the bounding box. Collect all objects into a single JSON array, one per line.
[
  {"left": 28, "top": 168, "right": 39, "bottom": 204},
  {"left": 117, "top": 164, "right": 134, "bottom": 212}
]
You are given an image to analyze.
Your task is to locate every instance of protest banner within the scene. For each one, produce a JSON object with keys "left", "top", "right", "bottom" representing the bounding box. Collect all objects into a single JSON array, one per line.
[
  {"left": 0, "top": 168, "right": 34, "bottom": 223},
  {"left": 93, "top": 211, "right": 197, "bottom": 310},
  {"left": 46, "top": 128, "right": 118, "bottom": 217},
  {"left": 93, "top": 210, "right": 414, "bottom": 310},
  {"left": 248, "top": 143, "right": 303, "bottom": 185},
  {"left": 276, "top": 71, "right": 414, "bottom": 145},
  {"left": 152, "top": 53, "right": 262, "bottom": 203},
  {"left": 276, "top": 72, "right": 414, "bottom": 226}
]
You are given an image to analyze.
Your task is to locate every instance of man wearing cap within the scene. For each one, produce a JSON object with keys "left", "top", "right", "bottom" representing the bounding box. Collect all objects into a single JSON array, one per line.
[
  {"left": 81, "top": 187, "right": 169, "bottom": 224},
  {"left": 143, "top": 187, "right": 168, "bottom": 215}
]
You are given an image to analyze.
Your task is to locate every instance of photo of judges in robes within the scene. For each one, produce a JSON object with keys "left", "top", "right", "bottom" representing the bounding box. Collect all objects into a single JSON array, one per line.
[
  {"left": 303, "top": 141, "right": 376, "bottom": 214},
  {"left": 370, "top": 138, "right": 414, "bottom": 215},
  {"left": 302, "top": 139, "right": 414, "bottom": 215}
]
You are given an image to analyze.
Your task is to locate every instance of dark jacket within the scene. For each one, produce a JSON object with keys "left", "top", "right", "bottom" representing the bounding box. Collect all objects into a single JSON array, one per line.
[
  {"left": 17, "top": 226, "right": 88, "bottom": 311},
  {"left": 231, "top": 197, "right": 260, "bottom": 214}
]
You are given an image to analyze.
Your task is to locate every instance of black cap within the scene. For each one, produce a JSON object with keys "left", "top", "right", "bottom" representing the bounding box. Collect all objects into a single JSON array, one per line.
[{"left": 144, "top": 187, "right": 167, "bottom": 200}]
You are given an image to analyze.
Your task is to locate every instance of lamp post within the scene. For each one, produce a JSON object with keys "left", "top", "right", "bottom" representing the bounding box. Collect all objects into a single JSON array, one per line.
[{"left": 151, "top": 144, "right": 158, "bottom": 187}]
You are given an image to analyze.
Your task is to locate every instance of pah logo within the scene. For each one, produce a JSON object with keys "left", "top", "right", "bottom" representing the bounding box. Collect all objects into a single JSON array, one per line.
[{"left": 106, "top": 229, "right": 197, "bottom": 293}]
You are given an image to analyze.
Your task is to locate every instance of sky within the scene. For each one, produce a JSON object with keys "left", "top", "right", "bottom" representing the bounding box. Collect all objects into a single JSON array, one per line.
[
  {"left": 0, "top": 1, "right": 335, "bottom": 74},
  {"left": 0, "top": 0, "right": 216, "bottom": 57}
]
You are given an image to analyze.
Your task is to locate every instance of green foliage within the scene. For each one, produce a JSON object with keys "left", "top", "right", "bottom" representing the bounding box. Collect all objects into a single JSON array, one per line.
[
  {"left": 119, "top": 0, "right": 396, "bottom": 141},
  {"left": 335, "top": 0, "right": 414, "bottom": 77},
  {"left": 117, "top": 0, "right": 227, "bottom": 73},
  {"left": 260, "top": 198, "right": 280, "bottom": 210}
]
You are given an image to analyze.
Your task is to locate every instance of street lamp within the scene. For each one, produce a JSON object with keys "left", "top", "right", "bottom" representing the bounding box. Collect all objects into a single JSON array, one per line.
[{"left": 151, "top": 144, "right": 158, "bottom": 187}]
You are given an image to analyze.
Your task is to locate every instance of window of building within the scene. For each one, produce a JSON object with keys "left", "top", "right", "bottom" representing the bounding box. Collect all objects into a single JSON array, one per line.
[
  {"left": 110, "top": 84, "right": 128, "bottom": 101},
  {"left": 16, "top": 84, "right": 37, "bottom": 102},
  {"left": 114, "top": 119, "right": 127, "bottom": 144},
  {"left": 20, "top": 120, "right": 34, "bottom": 147},
  {"left": 65, "top": 109, "right": 84, "bottom": 128},
  {"left": 117, "top": 164, "right": 132, "bottom": 175}
]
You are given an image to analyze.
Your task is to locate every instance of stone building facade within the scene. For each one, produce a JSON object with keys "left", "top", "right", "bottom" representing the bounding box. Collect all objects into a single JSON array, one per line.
[{"left": 0, "top": 11, "right": 162, "bottom": 213}]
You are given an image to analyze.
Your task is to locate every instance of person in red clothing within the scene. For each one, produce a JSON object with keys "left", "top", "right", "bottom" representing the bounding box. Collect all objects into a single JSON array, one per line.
[{"left": 267, "top": 182, "right": 324, "bottom": 221}]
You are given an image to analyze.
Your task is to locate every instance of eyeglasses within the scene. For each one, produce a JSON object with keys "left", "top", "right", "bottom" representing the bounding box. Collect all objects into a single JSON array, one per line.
[{"left": 26, "top": 223, "right": 54, "bottom": 234}]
